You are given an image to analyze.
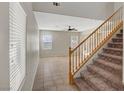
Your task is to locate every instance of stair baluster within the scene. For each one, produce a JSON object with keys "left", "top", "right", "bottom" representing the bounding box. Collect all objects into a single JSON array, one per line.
[{"left": 69, "top": 7, "right": 123, "bottom": 84}]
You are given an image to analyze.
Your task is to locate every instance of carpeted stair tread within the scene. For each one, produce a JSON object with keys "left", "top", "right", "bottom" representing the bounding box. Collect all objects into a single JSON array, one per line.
[
  {"left": 94, "top": 59, "right": 122, "bottom": 71},
  {"left": 103, "top": 48, "right": 122, "bottom": 56},
  {"left": 99, "top": 53, "right": 122, "bottom": 60},
  {"left": 116, "top": 34, "right": 123, "bottom": 37},
  {"left": 108, "top": 42, "right": 123, "bottom": 49},
  {"left": 87, "top": 65, "right": 123, "bottom": 89},
  {"left": 112, "top": 38, "right": 123, "bottom": 40},
  {"left": 94, "top": 59, "right": 122, "bottom": 76},
  {"left": 108, "top": 42, "right": 123, "bottom": 45},
  {"left": 80, "top": 70, "right": 116, "bottom": 91},
  {"left": 112, "top": 38, "right": 123, "bottom": 42},
  {"left": 103, "top": 47, "right": 122, "bottom": 51},
  {"left": 113, "top": 36, "right": 123, "bottom": 39},
  {"left": 74, "top": 78, "right": 94, "bottom": 91},
  {"left": 73, "top": 29, "right": 123, "bottom": 91}
]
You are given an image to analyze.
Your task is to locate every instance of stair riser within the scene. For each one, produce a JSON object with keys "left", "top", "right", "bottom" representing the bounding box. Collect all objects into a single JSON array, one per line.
[
  {"left": 112, "top": 39, "right": 123, "bottom": 43},
  {"left": 98, "top": 54, "right": 122, "bottom": 65},
  {"left": 81, "top": 76, "right": 100, "bottom": 91},
  {"left": 103, "top": 49, "right": 122, "bottom": 56},
  {"left": 94, "top": 61, "right": 122, "bottom": 77},
  {"left": 87, "top": 67, "right": 116, "bottom": 90},
  {"left": 84, "top": 80, "right": 99, "bottom": 91},
  {"left": 120, "top": 30, "right": 123, "bottom": 33},
  {"left": 74, "top": 79, "right": 94, "bottom": 91},
  {"left": 108, "top": 43, "right": 123, "bottom": 49},
  {"left": 116, "top": 34, "right": 123, "bottom": 38},
  {"left": 87, "top": 66, "right": 123, "bottom": 90}
]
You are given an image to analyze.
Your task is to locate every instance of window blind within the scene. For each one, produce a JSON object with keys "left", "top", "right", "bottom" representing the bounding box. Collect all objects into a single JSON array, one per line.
[
  {"left": 71, "top": 35, "right": 78, "bottom": 48},
  {"left": 9, "top": 3, "right": 26, "bottom": 91},
  {"left": 42, "top": 35, "right": 52, "bottom": 50}
]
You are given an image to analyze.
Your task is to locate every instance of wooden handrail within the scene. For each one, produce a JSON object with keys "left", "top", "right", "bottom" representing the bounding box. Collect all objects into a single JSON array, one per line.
[
  {"left": 69, "top": 6, "right": 123, "bottom": 84},
  {"left": 73, "top": 21, "right": 123, "bottom": 76},
  {"left": 71, "top": 6, "right": 122, "bottom": 52}
]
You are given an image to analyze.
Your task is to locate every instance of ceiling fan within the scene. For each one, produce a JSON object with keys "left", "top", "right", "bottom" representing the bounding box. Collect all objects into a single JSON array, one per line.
[
  {"left": 53, "top": 2, "right": 60, "bottom": 6},
  {"left": 66, "top": 26, "right": 78, "bottom": 31}
]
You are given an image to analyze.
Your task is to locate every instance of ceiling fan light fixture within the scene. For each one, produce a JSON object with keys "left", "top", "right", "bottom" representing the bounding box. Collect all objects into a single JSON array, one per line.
[
  {"left": 67, "top": 26, "right": 77, "bottom": 31},
  {"left": 53, "top": 2, "right": 60, "bottom": 6}
]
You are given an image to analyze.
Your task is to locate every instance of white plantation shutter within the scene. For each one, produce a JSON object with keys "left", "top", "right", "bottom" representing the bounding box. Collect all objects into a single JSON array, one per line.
[{"left": 9, "top": 3, "right": 26, "bottom": 91}]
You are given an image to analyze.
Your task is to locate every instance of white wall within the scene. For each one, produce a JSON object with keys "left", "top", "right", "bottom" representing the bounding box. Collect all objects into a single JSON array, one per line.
[
  {"left": 80, "top": 28, "right": 96, "bottom": 42},
  {"left": 20, "top": 3, "right": 39, "bottom": 91},
  {"left": 0, "top": 3, "right": 10, "bottom": 90},
  {"left": 32, "top": 2, "right": 114, "bottom": 20},
  {"left": 114, "top": 2, "right": 123, "bottom": 11},
  {"left": 40, "top": 30, "right": 80, "bottom": 57}
]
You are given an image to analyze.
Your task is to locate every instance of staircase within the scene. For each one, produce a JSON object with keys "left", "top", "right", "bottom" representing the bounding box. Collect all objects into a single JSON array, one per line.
[
  {"left": 68, "top": 7, "right": 123, "bottom": 91},
  {"left": 74, "top": 29, "right": 123, "bottom": 91}
]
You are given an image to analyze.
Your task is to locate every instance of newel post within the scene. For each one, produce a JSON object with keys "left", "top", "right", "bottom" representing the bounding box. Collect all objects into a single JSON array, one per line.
[{"left": 69, "top": 47, "right": 73, "bottom": 84}]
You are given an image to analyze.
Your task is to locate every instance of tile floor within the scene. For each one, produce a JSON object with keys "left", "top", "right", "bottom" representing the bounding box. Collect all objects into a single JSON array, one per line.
[{"left": 32, "top": 57, "right": 78, "bottom": 91}]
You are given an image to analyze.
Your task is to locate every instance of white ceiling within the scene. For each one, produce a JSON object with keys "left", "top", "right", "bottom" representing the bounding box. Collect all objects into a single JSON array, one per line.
[
  {"left": 34, "top": 11, "right": 103, "bottom": 32},
  {"left": 32, "top": 2, "right": 114, "bottom": 20}
]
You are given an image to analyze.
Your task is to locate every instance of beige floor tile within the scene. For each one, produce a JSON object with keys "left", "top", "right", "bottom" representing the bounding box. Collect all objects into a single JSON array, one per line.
[
  {"left": 54, "top": 79, "right": 65, "bottom": 85},
  {"left": 44, "top": 77, "right": 53, "bottom": 82},
  {"left": 44, "top": 86, "right": 57, "bottom": 91},
  {"left": 32, "top": 87, "right": 44, "bottom": 91},
  {"left": 33, "top": 57, "right": 78, "bottom": 91},
  {"left": 56, "top": 85, "right": 66, "bottom": 91},
  {"left": 32, "top": 82, "right": 44, "bottom": 91},
  {"left": 44, "top": 80, "right": 55, "bottom": 87}
]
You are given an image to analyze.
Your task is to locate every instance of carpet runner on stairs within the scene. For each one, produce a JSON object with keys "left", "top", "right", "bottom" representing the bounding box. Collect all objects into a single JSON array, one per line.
[{"left": 74, "top": 29, "right": 124, "bottom": 91}]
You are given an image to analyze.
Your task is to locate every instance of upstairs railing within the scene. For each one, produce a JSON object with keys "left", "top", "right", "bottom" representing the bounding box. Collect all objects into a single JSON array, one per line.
[{"left": 69, "top": 7, "right": 123, "bottom": 84}]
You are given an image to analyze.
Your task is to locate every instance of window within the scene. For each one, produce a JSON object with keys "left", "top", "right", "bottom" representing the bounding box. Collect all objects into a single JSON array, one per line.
[
  {"left": 42, "top": 35, "right": 52, "bottom": 50},
  {"left": 71, "top": 36, "right": 78, "bottom": 48}
]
